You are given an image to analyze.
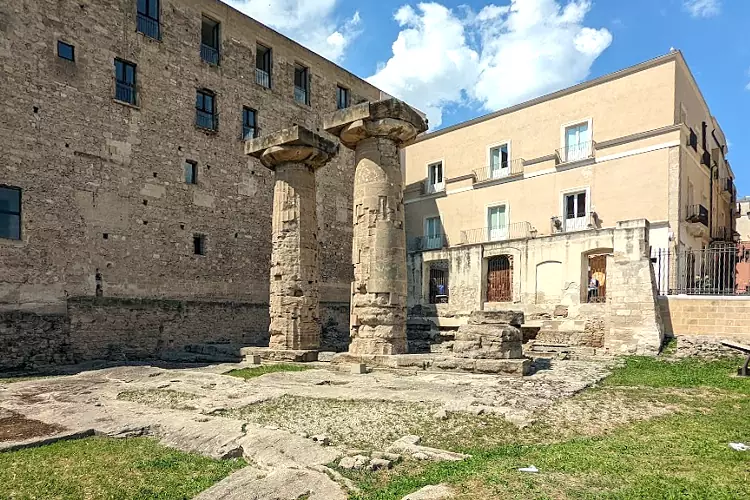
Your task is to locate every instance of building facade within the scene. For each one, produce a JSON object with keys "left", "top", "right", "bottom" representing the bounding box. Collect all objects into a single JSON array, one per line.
[
  {"left": 0, "top": 0, "right": 389, "bottom": 371},
  {"left": 402, "top": 52, "right": 735, "bottom": 353}
]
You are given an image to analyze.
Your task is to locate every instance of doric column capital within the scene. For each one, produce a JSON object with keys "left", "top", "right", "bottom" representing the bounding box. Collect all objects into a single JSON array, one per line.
[
  {"left": 245, "top": 125, "right": 339, "bottom": 170},
  {"left": 324, "top": 98, "right": 428, "bottom": 150}
]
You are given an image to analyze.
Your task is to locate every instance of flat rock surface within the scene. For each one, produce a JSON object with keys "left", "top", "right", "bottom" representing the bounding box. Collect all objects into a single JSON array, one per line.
[
  {"left": 0, "top": 358, "right": 611, "bottom": 499},
  {"left": 402, "top": 484, "right": 455, "bottom": 499}
]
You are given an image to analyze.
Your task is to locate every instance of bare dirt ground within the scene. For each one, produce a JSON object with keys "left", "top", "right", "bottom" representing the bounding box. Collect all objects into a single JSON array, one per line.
[
  {"left": 0, "top": 359, "right": 623, "bottom": 499},
  {"left": 0, "top": 408, "right": 65, "bottom": 442}
]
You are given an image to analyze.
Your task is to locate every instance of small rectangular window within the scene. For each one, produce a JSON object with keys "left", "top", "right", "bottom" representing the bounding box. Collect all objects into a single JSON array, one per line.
[
  {"left": 242, "top": 107, "right": 258, "bottom": 140},
  {"left": 58, "top": 41, "right": 75, "bottom": 61},
  {"left": 136, "top": 0, "right": 160, "bottom": 39},
  {"left": 256, "top": 44, "right": 272, "bottom": 88},
  {"left": 294, "top": 64, "right": 309, "bottom": 105},
  {"left": 196, "top": 89, "right": 217, "bottom": 131},
  {"left": 193, "top": 234, "right": 205, "bottom": 255},
  {"left": 427, "top": 161, "right": 444, "bottom": 194},
  {"left": 0, "top": 186, "right": 22, "bottom": 241},
  {"left": 114, "top": 59, "right": 137, "bottom": 105},
  {"left": 336, "top": 86, "right": 350, "bottom": 110},
  {"left": 200, "top": 16, "right": 220, "bottom": 65},
  {"left": 184, "top": 160, "right": 198, "bottom": 184}
]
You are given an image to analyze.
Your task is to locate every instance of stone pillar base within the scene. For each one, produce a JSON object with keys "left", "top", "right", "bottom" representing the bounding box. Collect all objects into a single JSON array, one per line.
[
  {"left": 240, "top": 347, "right": 319, "bottom": 363},
  {"left": 330, "top": 353, "right": 530, "bottom": 377}
]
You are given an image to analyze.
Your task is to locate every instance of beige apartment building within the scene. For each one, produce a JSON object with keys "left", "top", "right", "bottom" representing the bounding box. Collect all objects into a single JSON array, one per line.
[{"left": 402, "top": 52, "right": 736, "bottom": 353}]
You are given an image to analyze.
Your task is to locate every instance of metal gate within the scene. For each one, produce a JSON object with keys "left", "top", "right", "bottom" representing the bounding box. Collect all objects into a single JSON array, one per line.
[
  {"left": 587, "top": 254, "right": 607, "bottom": 303},
  {"left": 487, "top": 255, "right": 512, "bottom": 302},
  {"left": 428, "top": 267, "right": 448, "bottom": 304}
]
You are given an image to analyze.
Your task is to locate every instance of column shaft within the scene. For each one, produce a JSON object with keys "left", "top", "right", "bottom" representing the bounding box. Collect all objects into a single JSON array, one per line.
[
  {"left": 350, "top": 137, "right": 407, "bottom": 355},
  {"left": 269, "top": 162, "right": 320, "bottom": 350}
]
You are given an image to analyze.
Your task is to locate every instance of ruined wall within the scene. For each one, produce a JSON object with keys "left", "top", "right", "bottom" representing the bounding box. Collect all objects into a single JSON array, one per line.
[
  {"left": 409, "top": 219, "right": 663, "bottom": 354},
  {"left": 0, "top": 310, "right": 72, "bottom": 372}
]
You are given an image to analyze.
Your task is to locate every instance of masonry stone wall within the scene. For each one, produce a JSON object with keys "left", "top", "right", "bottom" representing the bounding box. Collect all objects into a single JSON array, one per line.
[
  {"left": 0, "top": 0, "right": 384, "bottom": 365},
  {"left": 0, "top": 310, "right": 73, "bottom": 372},
  {"left": 659, "top": 296, "right": 750, "bottom": 340}
]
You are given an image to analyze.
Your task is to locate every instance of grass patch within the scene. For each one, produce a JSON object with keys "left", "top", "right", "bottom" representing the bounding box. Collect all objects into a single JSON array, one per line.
[
  {"left": 0, "top": 436, "right": 245, "bottom": 499},
  {"left": 0, "top": 376, "right": 51, "bottom": 384},
  {"left": 350, "top": 357, "right": 750, "bottom": 499},
  {"left": 224, "top": 364, "right": 312, "bottom": 379}
]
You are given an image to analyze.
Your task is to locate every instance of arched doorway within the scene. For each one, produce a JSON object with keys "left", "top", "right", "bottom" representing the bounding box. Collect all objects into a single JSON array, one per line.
[{"left": 487, "top": 255, "right": 512, "bottom": 302}]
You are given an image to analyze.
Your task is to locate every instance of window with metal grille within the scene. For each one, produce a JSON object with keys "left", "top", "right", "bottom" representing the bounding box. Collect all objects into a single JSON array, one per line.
[
  {"left": 114, "top": 59, "right": 137, "bottom": 105},
  {"left": 336, "top": 86, "right": 349, "bottom": 109},
  {"left": 242, "top": 107, "right": 257, "bottom": 140},
  {"left": 428, "top": 264, "right": 449, "bottom": 304},
  {"left": 200, "top": 16, "right": 220, "bottom": 65},
  {"left": 57, "top": 41, "right": 75, "bottom": 61},
  {"left": 184, "top": 160, "right": 198, "bottom": 184},
  {"left": 136, "top": 0, "right": 160, "bottom": 40},
  {"left": 256, "top": 44, "right": 272, "bottom": 88},
  {"left": 0, "top": 186, "right": 21, "bottom": 241},
  {"left": 195, "top": 89, "right": 217, "bottom": 131},
  {"left": 294, "top": 64, "right": 309, "bottom": 105},
  {"left": 487, "top": 255, "right": 512, "bottom": 302}
]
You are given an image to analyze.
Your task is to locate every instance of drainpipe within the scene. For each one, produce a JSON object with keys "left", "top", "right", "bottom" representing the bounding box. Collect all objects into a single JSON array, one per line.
[{"left": 703, "top": 121, "right": 714, "bottom": 243}]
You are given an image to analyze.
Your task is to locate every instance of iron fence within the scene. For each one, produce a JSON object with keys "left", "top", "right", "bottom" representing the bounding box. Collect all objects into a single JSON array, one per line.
[
  {"left": 460, "top": 222, "right": 534, "bottom": 245},
  {"left": 243, "top": 126, "right": 259, "bottom": 141},
  {"left": 473, "top": 158, "right": 524, "bottom": 183},
  {"left": 652, "top": 243, "right": 750, "bottom": 296}
]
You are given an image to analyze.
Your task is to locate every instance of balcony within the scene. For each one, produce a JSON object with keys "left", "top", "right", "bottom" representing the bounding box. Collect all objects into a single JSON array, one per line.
[
  {"left": 136, "top": 13, "right": 160, "bottom": 40},
  {"left": 460, "top": 222, "right": 535, "bottom": 245},
  {"left": 294, "top": 86, "right": 308, "bottom": 105},
  {"left": 473, "top": 158, "right": 524, "bottom": 183},
  {"left": 115, "top": 82, "right": 136, "bottom": 105},
  {"left": 685, "top": 204, "right": 709, "bottom": 226},
  {"left": 550, "top": 212, "right": 599, "bottom": 233},
  {"left": 424, "top": 181, "right": 445, "bottom": 195},
  {"left": 408, "top": 234, "right": 448, "bottom": 252},
  {"left": 720, "top": 177, "right": 734, "bottom": 202},
  {"left": 556, "top": 141, "right": 596, "bottom": 164},
  {"left": 200, "top": 43, "right": 219, "bottom": 65},
  {"left": 196, "top": 110, "right": 217, "bottom": 131},
  {"left": 242, "top": 126, "right": 260, "bottom": 141},
  {"left": 256, "top": 68, "right": 271, "bottom": 88}
]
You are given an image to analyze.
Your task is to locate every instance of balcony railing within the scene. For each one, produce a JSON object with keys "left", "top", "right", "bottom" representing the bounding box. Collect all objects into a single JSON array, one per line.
[
  {"left": 196, "top": 110, "right": 217, "bottom": 131},
  {"left": 425, "top": 181, "right": 445, "bottom": 195},
  {"left": 556, "top": 141, "right": 596, "bottom": 164},
  {"left": 551, "top": 212, "right": 598, "bottom": 233},
  {"left": 460, "top": 222, "right": 534, "bottom": 245},
  {"left": 256, "top": 68, "right": 271, "bottom": 88},
  {"left": 115, "top": 82, "right": 136, "bottom": 105},
  {"left": 473, "top": 158, "right": 524, "bottom": 183},
  {"left": 294, "top": 86, "right": 308, "bottom": 105},
  {"left": 136, "top": 13, "right": 160, "bottom": 40},
  {"left": 200, "top": 43, "right": 219, "bottom": 65},
  {"left": 685, "top": 204, "right": 709, "bottom": 227},
  {"left": 408, "top": 234, "right": 448, "bottom": 252},
  {"left": 242, "top": 126, "right": 259, "bottom": 141}
]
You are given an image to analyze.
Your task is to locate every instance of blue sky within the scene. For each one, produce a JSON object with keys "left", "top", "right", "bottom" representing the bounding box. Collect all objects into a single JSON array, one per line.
[{"left": 223, "top": 0, "right": 749, "bottom": 194}]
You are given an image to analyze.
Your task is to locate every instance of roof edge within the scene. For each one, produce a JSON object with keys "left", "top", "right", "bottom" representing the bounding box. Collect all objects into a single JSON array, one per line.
[{"left": 413, "top": 51, "right": 682, "bottom": 144}]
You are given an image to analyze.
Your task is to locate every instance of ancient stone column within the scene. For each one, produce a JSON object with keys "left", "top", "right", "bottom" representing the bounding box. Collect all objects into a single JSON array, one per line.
[
  {"left": 324, "top": 99, "right": 428, "bottom": 355},
  {"left": 246, "top": 126, "right": 338, "bottom": 352}
]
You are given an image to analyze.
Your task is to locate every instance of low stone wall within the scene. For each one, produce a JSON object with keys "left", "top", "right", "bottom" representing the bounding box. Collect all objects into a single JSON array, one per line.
[
  {"left": 0, "top": 297, "right": 355, "bottom": 372},
  {"left": 659, "top": 296, "right": 750, "bottom": 341},
  {"left": 0, "top": 310, "right": 73, "bottom": 372},
  {"left": 67, "top": 297, "right": 270, "bottom": 363}
]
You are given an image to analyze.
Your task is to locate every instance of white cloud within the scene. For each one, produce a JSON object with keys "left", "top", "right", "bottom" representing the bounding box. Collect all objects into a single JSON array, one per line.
[
  {"left": 367, "top": 0, "right": 612, "bottom": 128},
  {"left": 220, "top": 0, "right": 360, "bottom": 63},
  {"left": 683, "top": 0, "right": 721, "bottom": 18}
]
